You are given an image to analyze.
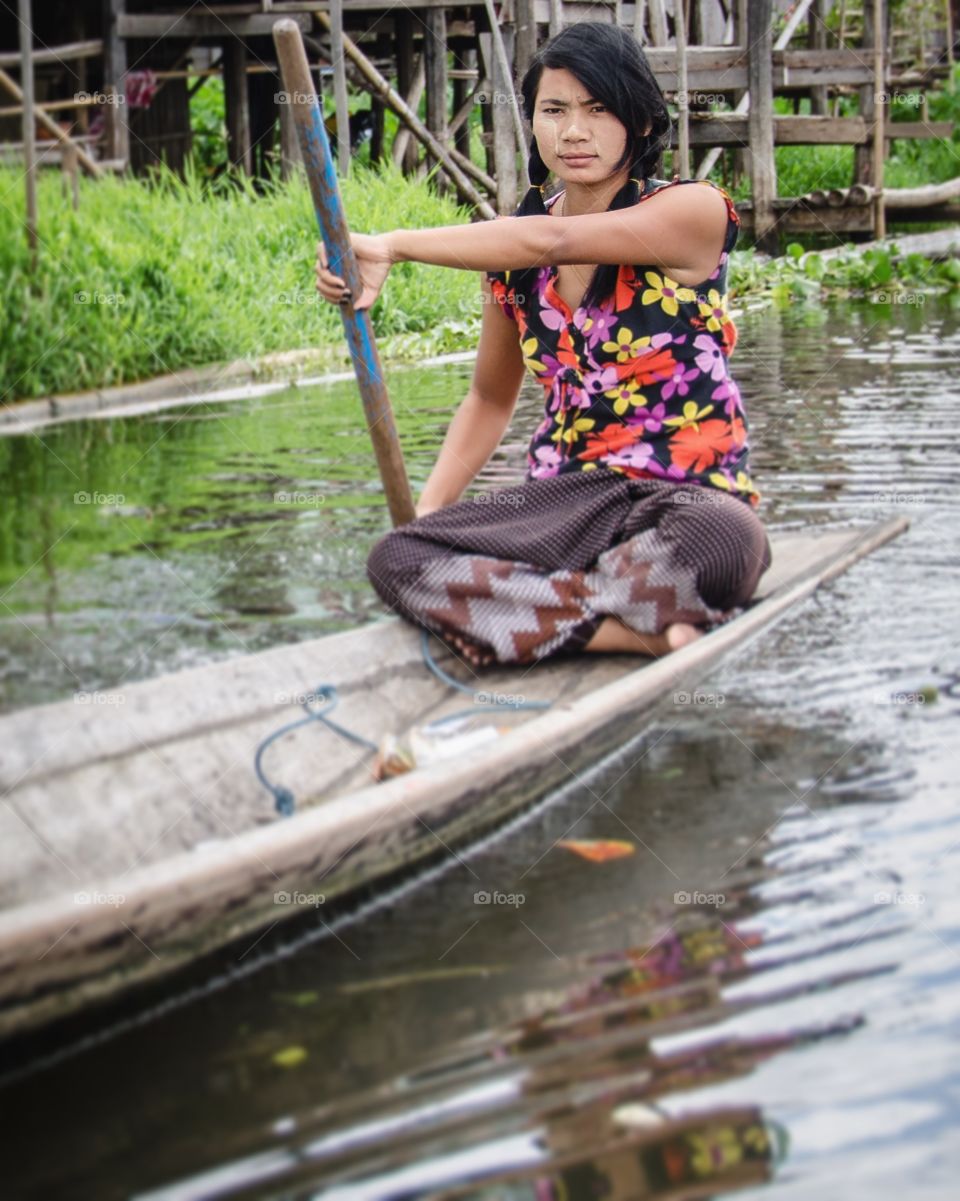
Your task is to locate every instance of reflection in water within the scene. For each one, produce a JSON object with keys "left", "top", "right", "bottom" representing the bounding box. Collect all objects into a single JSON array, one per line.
[{"left": 1, "top": 299, "right": 959, "bottom": 1200}]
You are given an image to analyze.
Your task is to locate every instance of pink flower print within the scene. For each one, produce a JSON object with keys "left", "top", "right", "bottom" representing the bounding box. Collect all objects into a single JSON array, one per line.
[
  {"left": 548, "top": 366, "right": 592, "bottom": 413},
  {"left": 538, "top": 301, "right": 568, "bottom": 333},
  {"left": 582, "top": 363, "right": 620, "bottom": 399},
  {"left": 604, "top": 441, "right": 656, "bottom": 473},
  {"left": 711, "top": 378, "right": 743, "bottom": 417},
  {"left": 661, "top": 363, "right": 700, "bottom": 401},
  {"left": 643, "top": 457, "right": 687, "bottom": 482},
  {"left": 708, "top": 252, "right": 727, "bottom": 283},
  {"left": 694, "top": 334, "right": 726, "bottom": 380},
  {"left": 627, "top": 401, "right": 668, "bottom": 433},
  {"left": 530, "top": 445, "right": 562, "bottom": 477},
  {"left": 575, "top": 302, "right": 618, "bottom": 350}
]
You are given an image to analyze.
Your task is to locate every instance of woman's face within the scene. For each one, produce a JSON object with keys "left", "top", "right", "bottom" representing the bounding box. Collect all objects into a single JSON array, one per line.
[{"left": 531, "top": 66, "right": 629, "bottom": 188}]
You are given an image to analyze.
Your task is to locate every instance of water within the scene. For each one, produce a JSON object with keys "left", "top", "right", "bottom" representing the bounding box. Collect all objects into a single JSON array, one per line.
[{"left": 1, "top": 297, "right": 958, "bottom": 1200}]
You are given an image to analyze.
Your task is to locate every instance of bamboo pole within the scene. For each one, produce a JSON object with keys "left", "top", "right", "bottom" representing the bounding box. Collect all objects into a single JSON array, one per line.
[
  {"left": 272, "top": 19, "right": 415, "bottom": 528},
  {"left": 18, "top": 0, "right": 37, "bottom": 263},
  {"left": 314, "top": 10, "right": 496, "bottom": 219},
  {"left": 0, "top": 66, "right": 102, "bottom": 178}
]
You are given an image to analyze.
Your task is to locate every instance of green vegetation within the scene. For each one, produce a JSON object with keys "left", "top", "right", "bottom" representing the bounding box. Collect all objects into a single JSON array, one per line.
[
  {"left": 729, "top": 241, "right": 960, "bottom": 308},
  {"left": 0, "top": 161, "right": 480, "bottom": 404},
  {"left": 718, "top": 62, "right": 960, "bottom": 205}
]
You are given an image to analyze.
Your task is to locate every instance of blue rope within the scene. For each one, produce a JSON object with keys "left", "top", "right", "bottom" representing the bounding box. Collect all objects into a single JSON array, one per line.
[
  {"left": 254, "top": 629, "right": 554, "bottom": 816},
  {"left": 418, "top": 627, "right": 552, "bottom": 731},
  {"left": 254, "top": 685, "right": 378, "bottom": 817}
]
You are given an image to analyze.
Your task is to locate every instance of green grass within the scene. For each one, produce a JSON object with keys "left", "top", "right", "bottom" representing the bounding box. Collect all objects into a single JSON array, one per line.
[{"left": 0, "top": 160, "right": 482, "bottom": 404}]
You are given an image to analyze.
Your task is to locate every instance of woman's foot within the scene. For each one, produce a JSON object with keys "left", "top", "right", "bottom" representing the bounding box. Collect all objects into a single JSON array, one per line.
[
  {"left": 584, "top": 616, "right": 704, "bottom": 657},
  {"left": 441, "top": 629, "right": 495, "bottom": 669}
]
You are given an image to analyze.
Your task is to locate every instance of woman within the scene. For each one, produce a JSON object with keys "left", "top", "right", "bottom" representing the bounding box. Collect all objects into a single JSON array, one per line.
[{"left": 316, "top": 22, "right": 770, "bottom": 670}]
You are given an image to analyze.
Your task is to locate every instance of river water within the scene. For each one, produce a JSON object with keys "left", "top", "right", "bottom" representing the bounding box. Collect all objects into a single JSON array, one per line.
[{"left": 0, "top": 296, "right": 958, "bottom": 1199}]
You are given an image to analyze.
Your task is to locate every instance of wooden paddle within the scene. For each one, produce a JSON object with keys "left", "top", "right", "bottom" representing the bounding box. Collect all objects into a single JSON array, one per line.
[{"left": 272, "top": 18, "right": 416, "bottom": 527}]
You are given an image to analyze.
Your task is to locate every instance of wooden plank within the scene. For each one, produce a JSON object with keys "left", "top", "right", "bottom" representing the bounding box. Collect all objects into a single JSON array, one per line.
[
  {"left": 748, "top": 0, "right": 778, "bottom": 254},
  {"left": 103, "top": 0, "right": 129, "bottom": 167},
  {"left": 224, "top": 36, "right": 252, "bottom": 174},
  {"left": 478, "top": 30, "right": 518, "bottom": 213},
  {"left": 685, "top": 114, "right": 869, "bottom": 147},
  {"left": 0, "top": 39, "right": 102, "bottom": 69},
  {"left": 0, "top": 519, "right": 909, "bottom": 1040},
  {"left": 424, "top": 7, "right": 448, "bottom": 180},
  {"left": 886, "top": 121, "right": 954, "bottom": 139},
  {"left": 675, "top": 0, "right": 690, "bottom": 178},
  {"left": 18, "top": 0, "right": 37, "bottom": 263},
  {"left": 393, "top": 12, "right": 418, "bottom": 173},
  {"left": 515, "top": 0, "right": 537, "bottom": 80},
  {"left": 117, "top": 13, "right": 310, "bottom": 37},
  {"left": 736, "top": 204, "right": 875, "bottom": 233}
]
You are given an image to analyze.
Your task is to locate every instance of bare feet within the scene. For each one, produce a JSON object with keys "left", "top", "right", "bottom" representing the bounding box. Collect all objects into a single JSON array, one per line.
[
  {"left": 441, "top": 629, "right": 495, "bottom": 669},
  {"left": 584, "top": 617, "right": 704, "bottom": 657}
]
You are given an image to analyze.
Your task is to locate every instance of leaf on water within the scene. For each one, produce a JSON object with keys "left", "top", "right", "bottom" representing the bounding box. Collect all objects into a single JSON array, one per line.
[
  {"left": 272, "top": 1045, "right": 309, "bottom": 1069},
  {"left": 339, "top": 966, "right": 507, "bottom": 994},
  {"left": 275, "top": 991, "right": 319, "bottom": 1007},
  {"left": 558, "top": 839, "right": 636, "bottom": 863}
]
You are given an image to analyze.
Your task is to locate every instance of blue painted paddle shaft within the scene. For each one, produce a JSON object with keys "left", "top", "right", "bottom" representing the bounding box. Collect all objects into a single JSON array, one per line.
[{"left": 272, "top": 19, "right": 415, "bottom": 527}]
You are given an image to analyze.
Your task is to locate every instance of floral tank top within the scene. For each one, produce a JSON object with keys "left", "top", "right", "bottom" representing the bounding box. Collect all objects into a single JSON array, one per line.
[{"left": 487, "top": 177, "right": 759, "bottom": 507}]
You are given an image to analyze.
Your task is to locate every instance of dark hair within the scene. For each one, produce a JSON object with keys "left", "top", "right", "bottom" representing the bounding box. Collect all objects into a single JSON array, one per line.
[{"left": 493, "top": 22, "right": 672, "bottom": 311}]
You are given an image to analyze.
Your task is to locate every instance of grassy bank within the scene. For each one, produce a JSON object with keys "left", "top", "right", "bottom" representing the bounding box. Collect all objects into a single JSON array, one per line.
[{"left": 0, "top": 162, "right": 480, "bottom": 404}]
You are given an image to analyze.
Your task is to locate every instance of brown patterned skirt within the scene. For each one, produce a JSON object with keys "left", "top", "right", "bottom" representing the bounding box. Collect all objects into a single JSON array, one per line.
[{"left": 366, "top": 470, "right": 771, "bottom": 667}]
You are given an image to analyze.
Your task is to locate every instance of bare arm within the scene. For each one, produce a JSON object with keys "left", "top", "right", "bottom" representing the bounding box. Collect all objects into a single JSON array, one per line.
[
  {"left": 316, "top": 185, "right": 729, "bottom": 309},
  {"left": 388, "top": 184, "right": 729, "bottom": 274},
  {"left": 416, "top": 276, "right": 526, "bottom": 516}
]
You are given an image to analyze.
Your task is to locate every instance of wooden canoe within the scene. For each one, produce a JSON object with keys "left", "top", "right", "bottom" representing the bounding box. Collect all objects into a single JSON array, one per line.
[{"left": 0, "top": 517, "right": 907, "bottom": 1042}]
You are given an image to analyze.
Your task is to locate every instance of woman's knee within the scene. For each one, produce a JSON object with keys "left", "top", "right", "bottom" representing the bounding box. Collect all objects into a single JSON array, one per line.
[{"left": 670, "top": 491, "right": 770, "bottom": 609}]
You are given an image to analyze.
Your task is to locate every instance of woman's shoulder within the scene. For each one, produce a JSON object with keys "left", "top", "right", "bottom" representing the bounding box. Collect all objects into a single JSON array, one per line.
[{"left": 640, "top": 176, "right": 740, "bottom": 228}]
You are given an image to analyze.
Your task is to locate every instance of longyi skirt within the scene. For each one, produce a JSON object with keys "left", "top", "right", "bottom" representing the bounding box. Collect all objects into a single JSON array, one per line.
[{"left": 366, "top": 470, "right": 771, "bottom": 667}]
